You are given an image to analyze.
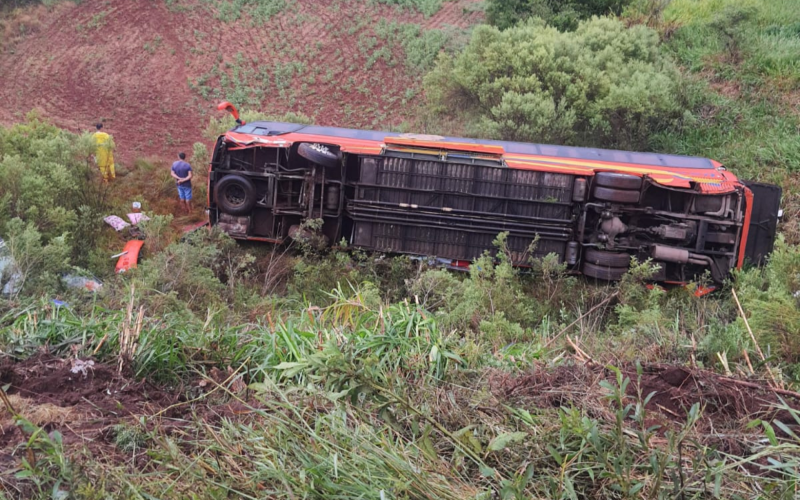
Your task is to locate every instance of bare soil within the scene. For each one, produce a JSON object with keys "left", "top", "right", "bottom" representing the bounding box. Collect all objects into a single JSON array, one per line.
[{"left": 0, "top": 355, "right": 176, "bottom": 455}]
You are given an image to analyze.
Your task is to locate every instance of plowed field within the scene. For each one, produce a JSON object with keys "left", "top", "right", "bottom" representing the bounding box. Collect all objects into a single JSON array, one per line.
[{"left": 0, "top": 0, "right": 483, "bottom": 162}]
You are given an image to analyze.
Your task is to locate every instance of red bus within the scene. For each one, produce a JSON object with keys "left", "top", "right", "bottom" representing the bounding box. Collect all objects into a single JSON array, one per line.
[{"left": 208, "top": 102, "right": 781, "bottom": 284}]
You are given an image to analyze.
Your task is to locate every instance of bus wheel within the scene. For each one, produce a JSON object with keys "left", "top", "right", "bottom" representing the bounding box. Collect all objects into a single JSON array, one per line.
[
  {"left": 594, "top": 172, "right": 642, "bottom": 190},
  {"left": 215, "top": 174, "right": 256, "bottom": 215},
  {"left": 298, "top": 143, "right": 341, "bottom": 168},
  {"left": 584, "top": 248, "right": 632, "bottom": 268},
  {"left": 593, "top": 186, "right": 640, "bottom": 204},
  {"left": 582, "top": 262, "right": 628, "bottom": 281}
]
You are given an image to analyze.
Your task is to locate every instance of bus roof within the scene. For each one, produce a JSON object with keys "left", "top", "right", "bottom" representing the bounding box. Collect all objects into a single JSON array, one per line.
[{"left": 232, "top": 121, "right": 716, "bottom": 170}]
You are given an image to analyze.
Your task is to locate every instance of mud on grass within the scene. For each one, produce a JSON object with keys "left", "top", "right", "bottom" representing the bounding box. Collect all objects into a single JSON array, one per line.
[{"left": 494, "top": 363, "right": 800, "bottom": 452}]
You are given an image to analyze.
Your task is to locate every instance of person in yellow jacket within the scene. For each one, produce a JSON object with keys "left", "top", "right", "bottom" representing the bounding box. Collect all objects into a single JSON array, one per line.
[{"left": 93, "top": 123, "right": 115, "bottom": 182}]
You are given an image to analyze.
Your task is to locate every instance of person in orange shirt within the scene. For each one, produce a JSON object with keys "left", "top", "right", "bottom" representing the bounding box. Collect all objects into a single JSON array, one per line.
[{"left": 93, "top": 123, "right": 115, "bottom": 182}]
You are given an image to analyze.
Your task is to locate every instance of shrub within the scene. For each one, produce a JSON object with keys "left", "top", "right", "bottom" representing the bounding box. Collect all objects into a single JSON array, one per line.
[
  {"left": 424, "top": 17, "right": 686, "bottom": 150},
  {"left": 735, "top": 237, "right": 800, "bottom": 362},
  {"left": 126, "top": 229, "right": 252, "bottom": 315},
  {"left": 0, "top": 115, "right": 111, "bottom": 274},
  {"left": 374, "top": 0, "right": 442, "bottom": 17},
  {"left": 487, "top": 0, "right": 634, "bottom": 31},
  {"left": 407, "top": 233, "right": 537, "bottom": 336},
  {"left": 206, "top": 0, "right": 287, "bottom": 25},
  {"left": 1, "top": 218, "right": 70, "bottom": 298},
  {"left": 373, "top": 20, "right": 460, "bottom": 72}
]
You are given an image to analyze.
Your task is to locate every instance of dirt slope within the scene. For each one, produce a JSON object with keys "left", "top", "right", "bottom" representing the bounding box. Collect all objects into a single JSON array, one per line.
[{"left": 0, "top": 0, "right": 483, "bottom": 163}]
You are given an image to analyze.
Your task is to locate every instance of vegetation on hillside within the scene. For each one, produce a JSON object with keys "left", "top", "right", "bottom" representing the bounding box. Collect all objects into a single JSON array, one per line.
[
  {"left": 2, "top": 0, "right": 800, "bottom": 497},
  {"left": 425, "top": 17, "right": 685, "bottom": 149},
  {"left": 486, "top": 0, "right": 633, "bottom": 30}
]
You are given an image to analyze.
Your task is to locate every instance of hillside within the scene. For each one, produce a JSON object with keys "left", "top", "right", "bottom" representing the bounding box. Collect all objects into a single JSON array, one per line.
[
  {"left": 3, "top": 0, "right": 800, "bottom": 498},
  {"left": 0, "top": 0, "right": 482, "bottom": 161}
]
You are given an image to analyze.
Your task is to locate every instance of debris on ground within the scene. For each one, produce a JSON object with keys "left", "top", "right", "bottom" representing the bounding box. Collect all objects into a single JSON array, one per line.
[
  {"left": 115, "top": 240, "right": 144, "bottom": 273},
  {"left": 127, "top": 212, "right": 150, "bottom": 225},
  {"left": 69, "top": 359, "right": 95, "bottom": 377},
  {"left": 103, "top": 215, "right": 130, "bottom": 231},
  {"left": 0, "top": 238, "right": 22, "bottom": 297},
  {"left": 62, "top": 274, "right": 103, "bottom": 292}
]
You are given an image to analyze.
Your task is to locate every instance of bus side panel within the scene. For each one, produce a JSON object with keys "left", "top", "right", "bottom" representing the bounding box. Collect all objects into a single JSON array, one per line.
[{"left": 345, "top": 155, "right": 575, "bottom": 264}]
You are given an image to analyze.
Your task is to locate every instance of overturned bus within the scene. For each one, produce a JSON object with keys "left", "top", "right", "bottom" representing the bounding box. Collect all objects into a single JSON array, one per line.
[{"left": 207, "top": 102, "right": 781, "bottom": 284}]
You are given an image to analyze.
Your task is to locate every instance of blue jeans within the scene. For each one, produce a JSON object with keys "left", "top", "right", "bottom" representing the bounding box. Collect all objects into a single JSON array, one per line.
[{"left": 177, "top": 184, "right": 192, "bottom": 201}]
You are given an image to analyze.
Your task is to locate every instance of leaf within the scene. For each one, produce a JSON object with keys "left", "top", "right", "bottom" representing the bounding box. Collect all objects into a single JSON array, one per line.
[
  {"left": 327, "top": 388, "right": 351, "bottom": 401},
  {"left": 745, "top": 418, "right": 762, "bottom": 429},
  {"left": 247, "top": 382, "right": 271, "bottom": 393},
  {"left": 419, "top": 436, "right": 438, "bottom": 461},
  {"left": 273, "top": 361, "right": 305, "bottom": 369},
  {"left": 273, "top": 361, "right": 308, "bottom": 378},
  {"left": 762, "top": 421, "right": 778, "bottom": 446},
  {"left": 428, "top": 344, "right": 439, "bottom": 363},
  {"left": 479, "top": 464, "right": 496, "bottom": 478},
  {"left": 451, "top": 425, "right": 476, "bottom": 438},
  {"left": 773, "top": 420, "right": 798, "bottom": 441},
  {"left": 547, "top": 445, "right": 563, "bottom": 465},
  {"left": 628, "top": 482, "right": 645, "bottom": 495},
  {"left": 487, "top": 431, "right": 527, "bottom": 452},
  {"left": 467, "top": 434, "right": 483, "bottom": 454}
]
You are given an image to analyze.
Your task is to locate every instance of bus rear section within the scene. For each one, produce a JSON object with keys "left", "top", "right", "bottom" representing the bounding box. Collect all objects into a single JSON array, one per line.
[{"left": 208, "top": 122, "right": 781, "bottom": 284}]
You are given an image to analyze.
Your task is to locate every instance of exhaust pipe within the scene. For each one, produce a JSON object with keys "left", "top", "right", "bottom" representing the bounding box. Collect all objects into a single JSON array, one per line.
[{"left": 650, "top": 245, "right": 724, "bottom": 283}]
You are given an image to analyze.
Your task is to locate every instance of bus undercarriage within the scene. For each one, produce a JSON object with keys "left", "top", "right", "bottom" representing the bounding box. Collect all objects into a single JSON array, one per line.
[{"left": 209, "top": 129, "right": 781, "bottom": 284}]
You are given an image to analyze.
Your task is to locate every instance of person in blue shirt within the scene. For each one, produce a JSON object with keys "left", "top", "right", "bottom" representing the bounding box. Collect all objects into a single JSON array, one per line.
[{"left": 171, "top": 152, "right": 193, "bottom": 214}]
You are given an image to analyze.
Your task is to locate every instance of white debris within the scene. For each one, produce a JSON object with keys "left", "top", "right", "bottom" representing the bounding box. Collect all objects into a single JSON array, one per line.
[{"left": 70, "top": 359, "right": 95, "bottom": 377}]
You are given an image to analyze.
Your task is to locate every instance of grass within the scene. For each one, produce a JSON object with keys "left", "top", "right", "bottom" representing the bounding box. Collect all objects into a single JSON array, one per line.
[
  {"left": 5, "top": 279, "right": 800, "bottom": 497},
  {"left": 639, "top": 0, "right": 800, "bottom": 240}
]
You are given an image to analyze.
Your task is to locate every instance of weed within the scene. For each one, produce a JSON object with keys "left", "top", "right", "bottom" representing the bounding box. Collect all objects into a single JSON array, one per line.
[
  {"left": 75, "top": 10, "right": 107, "bottom": 32},
  {"left": 143, "top": 35, "right": 163, "bottom": 54}
]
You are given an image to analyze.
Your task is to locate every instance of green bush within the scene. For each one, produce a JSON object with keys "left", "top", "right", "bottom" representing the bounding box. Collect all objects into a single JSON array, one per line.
[
  {"left": 1, "top": 218, "right": 70, "bottom": 298},
  {"left": 487, "top": 0, "right": 634, "bottom": 31},
  {"left": 735, "top": 237, "right": 800, "bottom": 362},
  {"left": 408, "top": 234, "right": 537, "bottom": 336},
  {"left": 0, "top": 114, "right": 110, "bottom": 273},
  {"left": 424, "top": 17, "right": 686, "bottom": 150},
  {"left": 127, "top": 229, "right": 251, "bottom": 315},
  {"left": 373, "top": 20, "right": 459, "bottom": 72}
]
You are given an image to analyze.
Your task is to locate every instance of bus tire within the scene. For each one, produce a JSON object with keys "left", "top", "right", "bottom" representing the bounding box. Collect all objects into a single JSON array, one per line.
[
  {"left": 593, "top": 186, "right": 640, "bottom": 204},
  {"left": 215, "top": 174, "right": 256, "bottom": 215},
  {"left": 298, "top": 143, "right": 341, "bottom": 168},
  {"left": 584, "top": 249, "right": 632, "bottom": 268},
  {"left": 594, "top": 172, "right": 643, "bottom": 190},
  {"left": 582, "top": 262, "right": 628, "bottom": 281}
]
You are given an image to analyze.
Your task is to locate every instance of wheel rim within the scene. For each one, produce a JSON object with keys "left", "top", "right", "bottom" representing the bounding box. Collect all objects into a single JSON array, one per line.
[{"left": 224, "top": 185, "right": 246, "bottom": 207}]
